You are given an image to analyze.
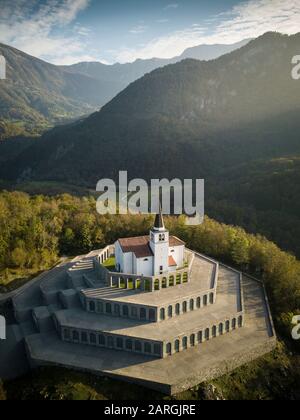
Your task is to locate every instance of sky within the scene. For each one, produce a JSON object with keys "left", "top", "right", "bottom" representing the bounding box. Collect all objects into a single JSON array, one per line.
[{"left": 0, "top": 0, "right": 300, "bottom": 65}]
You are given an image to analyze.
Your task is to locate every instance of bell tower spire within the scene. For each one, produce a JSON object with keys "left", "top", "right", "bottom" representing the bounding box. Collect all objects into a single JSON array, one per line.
[{"left": 150, "top": 202, "right": 169, "bottom": 275}]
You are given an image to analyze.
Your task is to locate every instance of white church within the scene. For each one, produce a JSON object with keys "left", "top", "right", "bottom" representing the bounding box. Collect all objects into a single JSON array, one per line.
[{"left": 115, "top": 208, "right": 185, "bottom": 277}]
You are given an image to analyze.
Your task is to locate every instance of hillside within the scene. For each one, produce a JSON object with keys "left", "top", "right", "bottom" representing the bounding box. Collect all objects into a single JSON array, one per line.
[
  {"left": 2, "top": 32, "right": 300, "bottom": 256},
  {"left": 0, "top": 40, "right": 250, "bottom": 140}
]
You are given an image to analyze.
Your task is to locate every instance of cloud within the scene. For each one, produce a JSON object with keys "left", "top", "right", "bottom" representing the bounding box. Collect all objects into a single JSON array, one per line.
[
  {"left": 164, "top": 4, "right": 179, "bottom": 11},
  {"left": 116, "top": 0, "right": 300, "bottom": 63},
  {"left": 129, "top": 25, "right": 148, "bottom": 35},
  {"left": 0, "top": 0, "right": 94, "bottom": 63}
]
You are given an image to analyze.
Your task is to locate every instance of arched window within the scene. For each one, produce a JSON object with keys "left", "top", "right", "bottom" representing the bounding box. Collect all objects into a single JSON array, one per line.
[
  {"left": 97, "top": 302, "right": 103, "bottom": 313},
  {"left": 166, "top": 343, "right": 172, "bottom": 356},
  {"left": 182, "top": 301, "right": 187, "bottom": 313},
  {"left": 198, "top": 331, "right": 203, "bottom": 343},
  {"left": 196, "top": 297, "right": 201, "bottom": 309},
  {"left": 175, "top": 303, "right": 180, "bottom": 315},
  {"left": 205, "top": 328, "right": 210, "bottom": 341},
  {"left": 190, "top": 299, "right": 194, "bottom": 311},
  {"left": 190, "top": 334, "right": 195, "bottom": 347},
  {"left": 106, "top": 303, "right": 112, "bottom": 314},
  {"left": 123, "top": 305, "right": 129, "bottom": 317},
  {"left": 149, "top": 309, "right": 156, "bottom": 322},
  {"left": 210, "top": 293, "right": 214, "bottom": 304},
  {"left": 225, "top": 320, "right": 230, "bottom": 332},
  {"left": 98, "top": 334, "right": 105, "bottom": 346},
  {"left": 126, "top": 339, "right": 133, "bottom": 350},
  {"left": 168, "top": 305, "right": 173, "bottom": 318},
  {"left": 114, "top": 304, "right": 120, "bottom": 316},
  {"left": 219, "top": 323, "right": 224, "bottom": 335},
  {"left": 182, "top": 337, "right": 188, "bottom": 350},
  {"left": 89, "top": 301, "right": 96, "bottom": 312},
  {"left": 72, "top": 330, "right": 79, "bottom": 341},
  {"left": 232, "top": 318, "right": 237, "bottom": 330},
  {"left": 160, "top": 308, "right": 165, "bottom": 321},
  {"left": 203, "top": 295, "right": 208, "bottom": 306},
  {"left": 107, "top": 336, "right": 114, "bottom": 348},
  {"left": 140, "top": 307, "right": 146, "bottom": 319},
  {"left": 238, "top": 316, "right": 243, "bottom": 328},
  {"left": 90, "top": 333, "right": 96, "bottom": 344},
  {"left": 175, "top": 339, "right": 180, "bottom": 353},
  {"left": 116, "top": 338, "right": 123, "bottom": 349},
  {"left": 212, "top": 326, "right": 217, "bottom": 338},
  {"left": 135, "top": 341, "right": 142, "bottom": 352},
  {"left": 144, "top": 342, "right": 152, "bottom": 354}
]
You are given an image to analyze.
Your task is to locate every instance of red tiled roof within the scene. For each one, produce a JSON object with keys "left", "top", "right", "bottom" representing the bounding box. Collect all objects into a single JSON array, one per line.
[
  {"left": 118, "top": 235, "right": 184, "bottom": 258},
  {"left": 169, "top": 256, "right": 177, "bottom": 267},
  {"left": 118, "top": 236, "right": 153, "bottom": 258},
  {"left": 169, "top": 236, "right": 185, "bottom": 247}
]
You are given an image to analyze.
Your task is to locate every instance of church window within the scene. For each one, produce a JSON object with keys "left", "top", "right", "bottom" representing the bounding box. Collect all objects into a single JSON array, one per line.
[{"left": 144, "top": 258, "right": 148, "bottom": 262}]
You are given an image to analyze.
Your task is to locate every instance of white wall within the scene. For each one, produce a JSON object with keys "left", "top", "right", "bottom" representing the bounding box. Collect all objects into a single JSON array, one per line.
[
  {"left": 169, "top": 245, "right": 185, "bottom": 268},
  {"left": 136, "top": 256, "right": 154, "bottom": 277},
  {"left": 115, "top": 241, "right": 133, "bottom": 274}
]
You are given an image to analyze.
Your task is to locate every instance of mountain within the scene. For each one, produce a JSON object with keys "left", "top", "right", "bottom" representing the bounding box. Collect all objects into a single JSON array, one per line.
[
  {"left": 0, "top": 39, "right": 250, "bottom": 140},
  {"left": 0, "top": 43, "right": 124, "bottom": 139},
  {"left": 2, "top": 32, "right": 300, "bottom": 255},
  {"left": 63, "top": 39, "right": 251, "bottom": 92}
]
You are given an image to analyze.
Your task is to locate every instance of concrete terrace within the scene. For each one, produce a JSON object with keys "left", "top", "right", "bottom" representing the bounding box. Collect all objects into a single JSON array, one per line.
[
  {"left": 25, "top": 274, "right": 276, "bottom": 395},
  {"left": 82, "top": 253, "right": 216, "bottom": 307}
]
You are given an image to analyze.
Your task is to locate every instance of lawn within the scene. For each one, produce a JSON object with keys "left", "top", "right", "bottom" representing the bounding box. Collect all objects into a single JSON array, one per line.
[{"left": 102, "top": 257, "right": 116, "bottom": 271}]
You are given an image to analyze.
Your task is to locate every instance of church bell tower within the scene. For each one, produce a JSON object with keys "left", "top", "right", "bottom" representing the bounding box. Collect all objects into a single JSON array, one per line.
[{"left": 149, "top": 205, "right": 169, "bottom": 275}]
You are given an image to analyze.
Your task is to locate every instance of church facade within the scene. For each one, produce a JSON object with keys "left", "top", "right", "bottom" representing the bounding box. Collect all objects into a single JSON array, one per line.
[{"left": 115, "top": 208, "right": 185, "bottom": 277}]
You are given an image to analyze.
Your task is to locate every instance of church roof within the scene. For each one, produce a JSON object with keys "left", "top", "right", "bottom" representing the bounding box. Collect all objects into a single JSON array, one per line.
[
  {"left": 118, "top": 236, "right": 153, "bottom": 258},
  {"left": 168, "top": 256, "right": 177, "bottom": 267},
  {"left": 118, "top": 235, "right": 185, "bottom": 259}
]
